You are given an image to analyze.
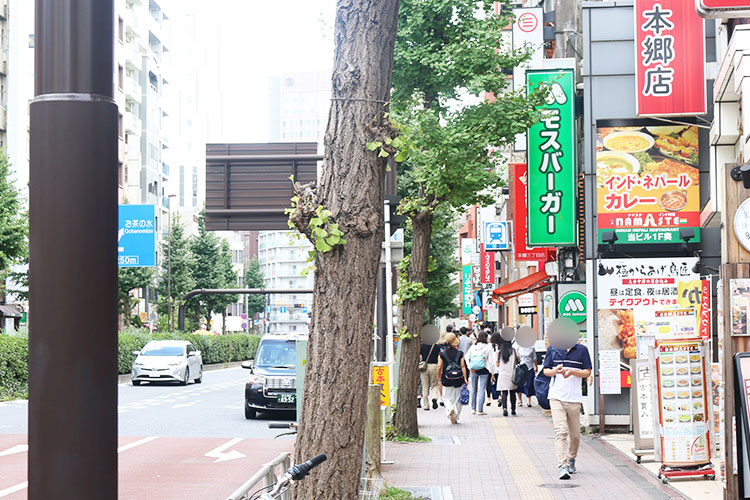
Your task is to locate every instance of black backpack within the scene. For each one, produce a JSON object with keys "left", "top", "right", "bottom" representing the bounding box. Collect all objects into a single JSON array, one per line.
[{"left": 443, "top": 349, "right": 463, "bottom": 383}]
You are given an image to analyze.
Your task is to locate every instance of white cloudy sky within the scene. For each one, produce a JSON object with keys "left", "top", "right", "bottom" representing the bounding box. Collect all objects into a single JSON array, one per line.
[{"left": 166, "top": 0, "right": 337, "bottom": 142}]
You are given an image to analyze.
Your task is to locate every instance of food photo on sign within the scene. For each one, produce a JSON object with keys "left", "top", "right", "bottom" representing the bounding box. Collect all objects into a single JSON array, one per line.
[
  {"left": 595, "top": 122, "right": 700, "bottom": 246},
  {"left": 596, "top": 257, "right": 699, "bottom": 367}
]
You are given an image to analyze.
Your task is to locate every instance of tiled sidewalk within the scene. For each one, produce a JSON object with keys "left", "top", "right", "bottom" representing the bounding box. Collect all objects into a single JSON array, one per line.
[{"left": 382, "top": 399, "right": 686, "bottom": 500}]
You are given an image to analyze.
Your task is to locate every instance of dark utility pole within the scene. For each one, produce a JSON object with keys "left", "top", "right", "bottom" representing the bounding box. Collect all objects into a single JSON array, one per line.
[{"left": 29, "top": 1, "right": 118, "bottom": 499}]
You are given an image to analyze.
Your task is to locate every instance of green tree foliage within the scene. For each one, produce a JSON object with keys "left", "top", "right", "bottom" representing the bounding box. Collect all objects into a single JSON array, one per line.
[
  {"left": 117, "top": 267, "right": 155, "bottom": 326},
  {"left": 0, "top": 152, "right": 28, "bottom": 302},
  {"left": 189, "top": 212, "right": 222, "bottom": 327},
  {"left": 245, "top": 257, "right": 265, "bottom": 317},
  {"left": 157, "top": 216, "right": 195, "bottom": 325},
  {"left": 390, "top": 0, "right": 543, "bottom": 437},
  {"left": 209, "top": 239, "right": 238, "bottom": 334},
  {"left": 402, "top": 206, "right": 459, "bottom": 322}
]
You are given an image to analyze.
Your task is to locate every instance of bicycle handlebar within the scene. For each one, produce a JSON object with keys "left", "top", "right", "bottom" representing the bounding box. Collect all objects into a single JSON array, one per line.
[
  {"left": 268, "top": 422, "right": 295, "bottom": 429},
  {"left": 288, "top": 454, "right": 327, "bottom": 481}
]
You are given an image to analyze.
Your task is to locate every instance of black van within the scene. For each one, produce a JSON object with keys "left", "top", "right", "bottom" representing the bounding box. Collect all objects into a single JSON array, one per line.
[{"left": 241, "top": 334, "right": 301, "bottom": 419}]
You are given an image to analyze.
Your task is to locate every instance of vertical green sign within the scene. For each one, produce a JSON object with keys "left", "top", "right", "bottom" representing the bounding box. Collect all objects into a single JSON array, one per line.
[
  {"left": 526, "top": 69, "right": 577, "bottom": 247},
  {"left": 462, "top": 265, "right": 472, "bottom": 314}
]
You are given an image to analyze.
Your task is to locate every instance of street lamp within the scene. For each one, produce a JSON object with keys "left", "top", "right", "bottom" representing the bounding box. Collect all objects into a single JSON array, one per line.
[{"left": 167, "top": 193, "right": 177, "bottom": 332}]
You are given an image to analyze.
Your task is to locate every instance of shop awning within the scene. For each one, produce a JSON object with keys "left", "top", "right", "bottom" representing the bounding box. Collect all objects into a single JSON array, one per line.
[
  {"left": 492, "top": 270, "right": 551, "bottom": 303},
  {"left": 0, "top": 305, "right": 22, "bottom": 318}
]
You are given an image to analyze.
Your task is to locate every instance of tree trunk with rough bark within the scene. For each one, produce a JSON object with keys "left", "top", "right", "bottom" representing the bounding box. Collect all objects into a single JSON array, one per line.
[
  {"left": 289, "top": 1, "right": 400, "bottom": 498},
  {"left": 392, "top": 210, "right": 433, "bottom": 437}
]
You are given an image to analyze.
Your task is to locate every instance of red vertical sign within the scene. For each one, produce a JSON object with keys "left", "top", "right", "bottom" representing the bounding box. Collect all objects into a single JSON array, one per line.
[
  {"left": 511, "top": 163, "right": 555, "bottom": 261},
  {"left": 700, "top": 279, "right": 711, "bottom": 339},
  {"left": 480, "top": 244, "right": 495, "bottom": 284},
  {"left": 634, "top": 0, "right": 706, "bottom": 116}
]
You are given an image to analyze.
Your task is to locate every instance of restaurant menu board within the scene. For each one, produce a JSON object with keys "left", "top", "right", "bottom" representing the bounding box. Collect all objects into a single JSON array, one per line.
[
  {"left": 595, "top": 124, "right": 700, "bottom": 245},
  {"left": 634, "top": 308, "right": 697, "bottom": 339},
  {"left": 656, "top": 339, "right": 712, "bottom": 466}
]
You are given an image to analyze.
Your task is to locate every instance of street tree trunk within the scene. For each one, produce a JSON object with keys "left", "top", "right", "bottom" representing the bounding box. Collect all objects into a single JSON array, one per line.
[
  {"left": 289, "top": 1, "right": 400, "bottom": 499},
  {"left": 392, "top": 210, "right": 433, "bottom": 437}
]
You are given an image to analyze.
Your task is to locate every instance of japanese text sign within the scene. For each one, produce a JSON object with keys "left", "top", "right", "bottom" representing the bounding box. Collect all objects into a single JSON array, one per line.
[
  {"left": 118, "top": 204, "right": 156, "bottom": 267},
  {"left": 635, "top": 0, "right": 706, "bottom": 116},
  {"left": 511, "top": 164, "right": 555, "bottom": 261},
  {"left": 655, "top": 339, "right": 711, "bottom": 466},
  {"left": 480, "top": 245, "right": 495, "bottom": 284},
  {"left": 462, "top": 265, "right": 473, "bottom": 315},
  {"left": 600, "top": 350, "right": 622, "bottom": 394},
  {"left": 677, "top": 279, "right": 711, "bottom": 339},
  {"left": 595, "top": 123, "right": 700, "bottom": 245},
  {"left": 371, "top": 364, "right": 390, "bottom": 407},
  {"left": 526, "top": 69, "right": 577, "bottom": 246},
  {"left": 512, "top": 7, "right": 544, "bottom": 152},
  {"left": 597, "top": 257, "right": 699, "bottom": 309},
  {"left": 484, "top": 221, "right": 510, "bottom": 251}
]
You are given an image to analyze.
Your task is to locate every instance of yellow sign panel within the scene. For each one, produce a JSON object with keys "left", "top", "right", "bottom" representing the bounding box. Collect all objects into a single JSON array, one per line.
[{"left": 371, "top": 365, "right": 390, "bottom": 407}]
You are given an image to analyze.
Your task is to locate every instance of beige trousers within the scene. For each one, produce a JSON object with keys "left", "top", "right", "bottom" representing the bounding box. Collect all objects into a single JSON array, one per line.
[
  {"left": 420, "top": 363, "right": 439, "bottom": 404},
  {"left": 550, "top": 399, "right": 582, "bottom": 468}
]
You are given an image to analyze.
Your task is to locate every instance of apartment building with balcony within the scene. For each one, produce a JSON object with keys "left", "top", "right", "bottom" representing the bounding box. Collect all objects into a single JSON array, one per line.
[{"left": 257, "top": 231, "right": 313, "bottom": 335}]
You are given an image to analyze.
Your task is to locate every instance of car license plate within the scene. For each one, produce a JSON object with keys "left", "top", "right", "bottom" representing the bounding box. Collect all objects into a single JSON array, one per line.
[
  {"left": 149, "top": 372, "right": 160, "bottom": 378},
  {"left": 277, "top": 393, "right": 295, "bottom": 404}
]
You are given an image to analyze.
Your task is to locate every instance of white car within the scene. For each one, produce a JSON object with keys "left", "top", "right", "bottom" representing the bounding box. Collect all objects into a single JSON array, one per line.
[{"left": 131, "top": 340, "right": 203, "bottom": 386}]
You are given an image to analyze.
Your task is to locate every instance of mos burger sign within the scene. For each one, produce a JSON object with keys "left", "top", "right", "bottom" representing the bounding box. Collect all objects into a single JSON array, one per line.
[{"left": 696, "top": 0, "right": 750, "bottom": 17}]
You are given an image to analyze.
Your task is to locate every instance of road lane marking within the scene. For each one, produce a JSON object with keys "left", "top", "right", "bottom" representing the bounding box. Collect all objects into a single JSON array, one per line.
[
  {"left": 172, "top": 400, "right": 200, "bottom": 409},
  {"left": 0, "top": 481, "right": 27, "bottom": 498},
  {"left": 117, "top": 436, "right": 159, "bottom": 453},
  {"left": 0, "top": 444, "right": 27, "bottom": 457},
  {"left": 204, "top": 438, "right": 246, "bottom": 463}
]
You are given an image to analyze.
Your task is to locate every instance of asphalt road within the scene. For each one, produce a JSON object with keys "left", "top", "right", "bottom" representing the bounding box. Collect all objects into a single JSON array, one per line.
[{"left": 0, "top": 367, "right": 297, "bottom": 499}]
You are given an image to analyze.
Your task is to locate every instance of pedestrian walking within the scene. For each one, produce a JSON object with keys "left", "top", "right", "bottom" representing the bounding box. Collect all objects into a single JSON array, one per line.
[
  {"left": 495, "top": 340, "right": 517, "bottom": 416},
  {"left": 465, "top": 330, "right": 493, "bottom": 415},
  {"left": 514, "top": 340, "right": 537, "bottom": 407},
  {"left": 419, "top": 338, "right": 440, "bottom": 410},
  {"left": 458, "top": 327, "right": 473, "bottom": 355},
  {"left": 542, "top": 343, "right": 592, "bottom": 480},
  {"left": 437, "top": 332, "right": 468, "bottom": 424},
  {"left": 485, "top": 331, "right": 501, "bottom": 406}
]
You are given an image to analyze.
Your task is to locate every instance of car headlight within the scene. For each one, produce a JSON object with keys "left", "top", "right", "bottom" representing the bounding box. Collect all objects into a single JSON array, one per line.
[{"left": 248, "top": 374, "right": 266, "bottom": 385}]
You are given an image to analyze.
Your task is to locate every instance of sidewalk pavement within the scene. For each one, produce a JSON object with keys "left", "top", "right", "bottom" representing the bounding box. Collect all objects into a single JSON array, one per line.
[{"left": 382, "top": 398, "right": 690, "bottom": 500}]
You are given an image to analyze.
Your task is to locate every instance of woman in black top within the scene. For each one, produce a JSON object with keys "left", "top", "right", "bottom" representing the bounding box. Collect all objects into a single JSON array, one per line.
[{"left": 437, "top": 332, "right": 468, "bottom": 424}]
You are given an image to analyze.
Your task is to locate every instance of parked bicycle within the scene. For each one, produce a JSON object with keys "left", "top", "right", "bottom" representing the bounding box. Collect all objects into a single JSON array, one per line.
[{"left": 242, "top": 453, "right": 327, "bottom": 500}]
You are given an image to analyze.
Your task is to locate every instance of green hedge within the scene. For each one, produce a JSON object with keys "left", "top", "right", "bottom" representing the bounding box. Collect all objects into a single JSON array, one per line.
[
  {"left": 0, "top": 336, "right": 29, "bottom": 400},
  {"left": 0, "top": 332, "right": 261, "bottom": 399}
]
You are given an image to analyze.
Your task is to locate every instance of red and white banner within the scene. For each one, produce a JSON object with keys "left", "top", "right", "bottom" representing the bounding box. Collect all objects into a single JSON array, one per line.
[
  {"left": 700, "top": 279, "right": 711, "bottom": 339},
  {"left": 634, "top": 0, "right": 706, "bottom": 116},
  {"left": 480, "top": 244, "right": 495, "bottom": 284},
  {"left": 511, "top": 163, "right": 555, "bottom": 262}
]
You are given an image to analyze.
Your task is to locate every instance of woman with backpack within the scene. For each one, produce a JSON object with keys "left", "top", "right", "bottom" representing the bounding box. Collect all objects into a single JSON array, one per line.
[
  {"left": 437, "top": 332, "right": 468, "bottom": 424},
  {"left": 465, "top": 330, "right": 493, "bottom": 415},
  {"left": 495, "top": 340, "right": 518, "bottom": 416}
]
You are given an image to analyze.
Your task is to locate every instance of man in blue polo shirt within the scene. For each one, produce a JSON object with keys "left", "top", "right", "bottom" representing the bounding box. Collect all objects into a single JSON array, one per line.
[{"left": 543, "top": 342, "right": 592, "bottom": 480}]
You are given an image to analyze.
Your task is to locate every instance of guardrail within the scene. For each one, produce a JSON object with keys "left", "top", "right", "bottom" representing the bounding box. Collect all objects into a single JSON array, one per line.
[{"left": 226, "top": 452, "right": 291, "bottom": 500}]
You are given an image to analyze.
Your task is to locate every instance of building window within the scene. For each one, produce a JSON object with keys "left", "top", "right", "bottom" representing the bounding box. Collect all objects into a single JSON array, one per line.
[
  {"left": 118, "top": 114, "right": 123, "bottom": 139},
  {"left": 118, "top": 65, "right": 124, "bottom": 90},
  {"left": 118, "top": 17, "right": 124, "bottom": 43},
  {"left": 179, "top": 165, "right": 185, "bottom": 207},
  {"left": 118, "top": 162, "right": 124, "bottom": 187}
]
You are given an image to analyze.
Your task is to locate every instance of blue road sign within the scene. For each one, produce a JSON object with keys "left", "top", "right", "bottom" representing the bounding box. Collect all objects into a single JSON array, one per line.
[
  {"left": 266, "top": 306, "right": 271, "bottom": 313},
  {"left": 280, "top": 306, "right": 287, "bottom": 313},
  {"left": 118, "top": 205, "right": 156, "bottom": 267},
  {"left": 484, "top": 221, "right": 510, "bottom": 251},
  {"left": 302, "top": 307, "right": 308, "bottom": 314}
]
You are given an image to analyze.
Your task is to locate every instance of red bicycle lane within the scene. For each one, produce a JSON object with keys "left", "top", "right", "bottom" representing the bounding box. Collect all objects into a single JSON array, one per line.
[{"left": 0, "top": 435, "right": 293, "bottom": 500}]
